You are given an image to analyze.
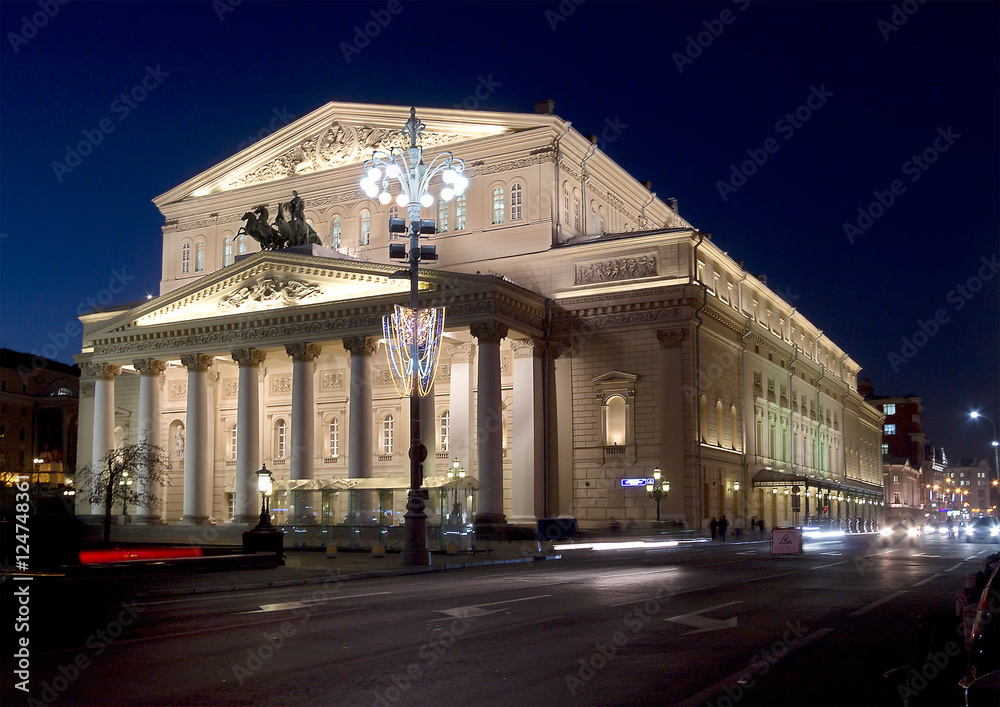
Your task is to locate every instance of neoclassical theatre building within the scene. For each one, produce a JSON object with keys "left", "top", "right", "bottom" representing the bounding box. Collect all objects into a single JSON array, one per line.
[{"left": 74, "top": 100, "right": 885, "bottom": 532}]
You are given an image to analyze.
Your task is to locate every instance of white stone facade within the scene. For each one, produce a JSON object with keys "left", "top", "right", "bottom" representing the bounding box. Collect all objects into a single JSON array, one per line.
[{"left": 75, "top": 101, "right": 884, "bottom": 530}]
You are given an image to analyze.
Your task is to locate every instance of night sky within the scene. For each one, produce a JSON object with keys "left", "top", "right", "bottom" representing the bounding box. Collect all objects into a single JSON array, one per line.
[{"left": 1, "top": 1, "right": 997, "bottom": 463}]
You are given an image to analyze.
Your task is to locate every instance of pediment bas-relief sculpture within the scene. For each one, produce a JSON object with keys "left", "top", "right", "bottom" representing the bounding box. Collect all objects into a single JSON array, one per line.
[{"left": 218, "top": 277, "right": 321, "bottom": 311}]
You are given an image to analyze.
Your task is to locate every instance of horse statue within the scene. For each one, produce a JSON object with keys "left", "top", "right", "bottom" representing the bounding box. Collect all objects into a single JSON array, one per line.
[
  {"left": 238, "top": 193, "right": 319, "bottom": 251},
  {"left": 239, "top": 205, "right": 286, "bottom": 250}
]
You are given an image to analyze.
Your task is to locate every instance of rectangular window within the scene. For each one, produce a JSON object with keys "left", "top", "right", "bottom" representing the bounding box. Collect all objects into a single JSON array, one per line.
[
  {"left": 455, "top": 195, "right": 467, "bottom": 230},
  {"left": 881, "top": 443, "right": 888, "bottom": 455},
  {"left": 438, "top": 201, "right": 448, "bottom": 233},
  {"left": 492, "top": 187, "right": 505, "bottom": 225},
  {"left": 884, "top": 424, "right": 896, "bottom": 435},
  {"left": 893, "top": 475, "right": 899, "bottom": 483},
  {"left": 230, "top": 426, "right": 237, "bottom": 460},
  {"left": 883, "top": 403, "right": 896, "bottom": 415}
]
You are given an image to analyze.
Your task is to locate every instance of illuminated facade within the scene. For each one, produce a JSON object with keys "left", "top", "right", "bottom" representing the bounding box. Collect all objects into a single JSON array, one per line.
[{"left": 74, "top": 101, "right": 884, "bottom": 531}]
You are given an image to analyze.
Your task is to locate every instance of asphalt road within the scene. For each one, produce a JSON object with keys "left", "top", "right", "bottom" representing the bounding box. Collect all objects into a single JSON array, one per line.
[{"left": 4, "top": 532, "right": 998, "bottom": 706}]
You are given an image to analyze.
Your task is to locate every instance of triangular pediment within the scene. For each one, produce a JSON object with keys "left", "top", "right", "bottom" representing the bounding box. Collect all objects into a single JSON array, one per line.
[
  {"left": 86, "top": 249, "right": 417, "bottom": 339},
  {"left": 155, "top": 102, "right": 557, "bottom": 206},
  {"left": 591, "top": 370, "right": 638, "bottom": 386}
]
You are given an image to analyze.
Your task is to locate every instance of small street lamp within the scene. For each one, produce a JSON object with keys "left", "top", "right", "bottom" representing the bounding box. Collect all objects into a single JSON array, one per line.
[
  {"left": 254, "top": 463, "right": 274, "bottom": 531},
  {"left": 646, "top": 468, "right": 669, "bottom": 524},
  {"left": 448, "top": 457, "right": 460, "bottom": 479}
]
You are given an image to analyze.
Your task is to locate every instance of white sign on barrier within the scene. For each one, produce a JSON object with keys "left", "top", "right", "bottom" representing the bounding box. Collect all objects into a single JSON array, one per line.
[{"left": 770, "top": 527, "right": 803, "bottom": 556}]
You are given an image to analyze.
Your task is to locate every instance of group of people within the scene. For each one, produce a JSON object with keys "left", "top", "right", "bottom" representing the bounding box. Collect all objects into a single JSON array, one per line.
[{"left": 709, "top": 515, "right": 767, "bottom": 541}]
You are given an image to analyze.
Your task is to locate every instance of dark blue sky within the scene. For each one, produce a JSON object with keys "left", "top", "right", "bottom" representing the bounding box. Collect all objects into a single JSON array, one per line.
[{"left": 1, "top": 0, "right": 997, "bottom": 461}]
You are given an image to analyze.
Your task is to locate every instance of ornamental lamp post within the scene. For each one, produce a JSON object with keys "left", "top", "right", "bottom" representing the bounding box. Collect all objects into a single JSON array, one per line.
[
  {"left": 646, "top": 468, "right": 669, "bottom": 524},
  {"left": 361, "top": 107, "right": 468, "bottom": 567},
  {"left": 970, "top": 411, "right": 1000, "bottom": 519},
  {"left": 254, "top": 464, "right": 274, "bottom": 530}
]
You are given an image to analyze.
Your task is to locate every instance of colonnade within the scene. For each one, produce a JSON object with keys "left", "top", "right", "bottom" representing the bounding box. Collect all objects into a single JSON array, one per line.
[{"left": 83, "top": 323, "right": 546, "bottom": 527}]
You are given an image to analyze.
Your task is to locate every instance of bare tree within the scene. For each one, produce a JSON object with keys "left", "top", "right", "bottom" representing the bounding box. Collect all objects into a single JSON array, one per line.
[{"left": 78, "top": 441, "right": 171, "bottom": 543}]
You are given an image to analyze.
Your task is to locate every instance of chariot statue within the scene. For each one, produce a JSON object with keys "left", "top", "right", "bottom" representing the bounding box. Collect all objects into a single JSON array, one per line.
[{"left": 238, "top": 191, "right": 321, "bottom": 251}]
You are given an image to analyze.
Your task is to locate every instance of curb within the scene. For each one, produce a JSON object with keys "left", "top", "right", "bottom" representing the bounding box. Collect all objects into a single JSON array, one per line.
[{"left": 136, "top": 554, "right": 559, "bottom": 599}]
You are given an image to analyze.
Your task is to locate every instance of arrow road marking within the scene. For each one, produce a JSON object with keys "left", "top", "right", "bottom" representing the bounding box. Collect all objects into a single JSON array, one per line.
[
  {"left": 666, "top": 600, "right": 741, "bottom": 635},
  {"left": 429, "top": 594, "right": 552, "bottom": 621},
  {"left": 239, "top": 590, "right": 390, "bottom": 614}
]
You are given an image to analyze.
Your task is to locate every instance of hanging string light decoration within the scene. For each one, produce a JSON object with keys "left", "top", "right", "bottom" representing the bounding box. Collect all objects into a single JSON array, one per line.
[{"left": 383, "top": 304, "right": 446, "bottom": 397}]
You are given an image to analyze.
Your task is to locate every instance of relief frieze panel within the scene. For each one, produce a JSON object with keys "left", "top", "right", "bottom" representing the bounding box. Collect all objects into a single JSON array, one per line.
[
  {"left": 271, "top": 376, "right": 291, "bottom": 393},
  {"left": 321, "top": 372, "right": 344, "bottom": 390},
  {"left": 575, "top": 254, "right": 657, "bottom": 285},
  {"left": 223, "top": 379, "right": 239, "bottom": 398},
  {"left": 169, "top": 382, "right": 187, "bottom": 399},
  {"left": 219, "top": 278, "right": 321, "bottom": 311}
]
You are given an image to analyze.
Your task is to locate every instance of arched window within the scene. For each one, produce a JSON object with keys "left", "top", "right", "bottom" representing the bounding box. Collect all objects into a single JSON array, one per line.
[
  {"left": 510, "top": 182, "right": 523, "bottom": 221},
  {"left": 237, "top": 233, "right": 247, "bottom": 255},
  {"left": 388, "top": 204, "right": 398, "bottom": 221},
  {"left": 716, "top": 400, "right": 724, "bottom": 446},
  {"left": 604, "top": 395, "right": 627, "bottom": 446},
  {"left": 573, "top": 191, "right": 580, "bottom": 229},
  {"left": 274, "top": 419, "right": 287, "bottom": 459},
  {"left": 563, "top": 184, "right": 570, "bottom": 223},
  {"left": 330, "top": 216, "right": 342, "bottom": 249},
  {"left": 439, "top": 410, "right": 450, "bottom": 452},
  {"left": 114, "top": 425, "right": 126, "bottom": 449},
  {"left": 229, "top": 424, "right": 237, "bottom": 460},
  {"left": 700, "top": 395, "right": 709, "bottom": 443},
  {"left": 224, "top": 235, "right": 234, "bottom": 266},
  {"left": 181, "top": 242, "right": 191, "bottom": 274},
  {"left": 492, "top": 186, "right": 505, "bottom": 224},
  {"left": 328, "top": 418, "right": 340, "bottom": 457},
  {"left": 195, "top": 240, "right": 205, "bottom": 272},
  {"left": 730, "top": 405, "right": 738, "bottom": 450},
  {"left": 437, "top": 200, "right": 449, "bottom": 233},
  {"left": 360, "top": 209, "right": 371, "bottom": 245},
  {"left": 455, "top": 194, "right": 467, "bottom": 230},
  {"left": 590, "top": 202, "right": 597, "bottom": 234},
  {"left": 382, "top": 414, "right": 394, "bottom": 455},
  {"left": 599, "top": 206, "right": 605, "bottom": 233}
]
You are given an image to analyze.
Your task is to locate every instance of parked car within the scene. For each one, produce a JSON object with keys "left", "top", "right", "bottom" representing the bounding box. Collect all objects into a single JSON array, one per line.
[
  {"left": 959, "top": 558, "right": 1000, "bottom": 705},
  {"left": 963, "top": 517, "right": 1000, "bottom": 544},
  {"left": 879, "top": 521, "right": 920, "bottom": 546}
]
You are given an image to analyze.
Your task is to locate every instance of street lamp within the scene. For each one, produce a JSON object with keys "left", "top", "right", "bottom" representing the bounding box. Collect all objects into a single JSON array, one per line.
[
  {"left": 646, "top": 468, "right": 669, "bottom": 524},
  {"left": 254, "top": 463, "right": 274, "bottom": 530},
  {"left": 970, "top": 411, "right": 1000, "bottom": 519},
  {"left": 362, "top": 108, "right": 468, "bottom": 567},
  {"left": 32, "top": 457, "right": 44, "bottom": 486},
  {"left": 448, "top": 457, "right": 460, "bottom": 479}
]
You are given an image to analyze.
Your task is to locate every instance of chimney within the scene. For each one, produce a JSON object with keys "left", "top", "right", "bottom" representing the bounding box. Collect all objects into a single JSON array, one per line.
[
  {"left": 534, "top": 99, "right": 555, "bottom": 115},
  {"left": 641, "top": 180, "right": 653, "bottom": 191},
  {"left": 666, "top": 197, "right": 678, "bottom": 213}
]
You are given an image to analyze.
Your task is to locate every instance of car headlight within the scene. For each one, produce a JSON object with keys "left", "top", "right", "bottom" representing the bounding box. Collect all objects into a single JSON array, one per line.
[
  {"left": 907, "top": 527, "right": 919, "bottom": 538},
  {"left": 880, "top": 527, "right": 892, "bottom": 537},
  {"left": 990, "top": 527, "right": 999, "bottom": 537}
]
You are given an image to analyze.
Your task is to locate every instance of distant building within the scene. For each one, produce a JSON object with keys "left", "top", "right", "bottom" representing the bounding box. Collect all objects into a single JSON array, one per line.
[
  {"left": 0, "top": 349, "right": 80, "bottom": 487},
  {"left": 943, "top": 458, "right": 993, "bottom": 517},
  {"left": 883, "top": 457, "right": 922, "bottom": 522}
]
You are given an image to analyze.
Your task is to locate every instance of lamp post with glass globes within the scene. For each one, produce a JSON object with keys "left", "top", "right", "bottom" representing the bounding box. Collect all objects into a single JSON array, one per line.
[
  {"left": 646, "top": 468, "right": 669, "bottom": 525},
  {"left": 970, "top": 411, "right": 1000, "bottom": 519},
  {"left": 253, "top": 463, "right": 274, "bottom": 531},
  {"left": 360, "top": 107, "right": 469, "bottom": 566}
]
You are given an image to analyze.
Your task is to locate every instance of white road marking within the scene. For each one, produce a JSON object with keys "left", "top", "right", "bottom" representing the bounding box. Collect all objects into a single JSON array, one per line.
[
  {"left": 609, "top": 585, "right": 721, "bottom": 606},
  {"left": 810, "top": 561, "right": 849, "bottom": 570},
  {"left": 914, "top": 573, "right": 942, "bottom": 587},
  {"left": 850, "top": 590, "right": 907, "bottom": 617},
  {"left": 239, "top": 590, "right": 390, "bottom": 614},
  {"left": 946, "top": 560, "right": 968, "bottom": 572},
  {"left": 666, "top": 600, "right": 741, "bottom": 635},
  {"left": 741, "top": 571, "right": 799, "bottom": 583},
  {"left": 428, "top": 593, "right": 552, "bottom": 621}
]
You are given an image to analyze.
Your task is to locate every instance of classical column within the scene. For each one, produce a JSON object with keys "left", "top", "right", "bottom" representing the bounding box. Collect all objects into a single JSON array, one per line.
[
  {"left": 344, "top": 337, "right": 379, "bottom": 480},
  {"left": 657, "top": 329, "right": 687, "bottom": 522},
  {"left": 287, "top": 343, "right": 322, "bottom": 523},
  {"left": 510, "top": 339, "right": 544, "bottom": 525},
  {"left": 419, "top": 382, "right": 437, "bottom": 479},
  {"left": 553, "top": 345, "right": 575, "bottom": 518},
  {"left": 179, "top": 354, "right": 213, "bottom": 525},
  {"left": 447, "top": 343, "right": 475, "bottom": 477},
  {"left": 471, "top": 322, "right": 508, "bottom": 522},
  {"left": 133, "top": 358, "right": 166, "bottom": 523},
  {"left": 232, "top": 348, "right": 266, "bottom": 523},
  {"left": 87, "top": 363, "right": 121, "bottom": 516}
]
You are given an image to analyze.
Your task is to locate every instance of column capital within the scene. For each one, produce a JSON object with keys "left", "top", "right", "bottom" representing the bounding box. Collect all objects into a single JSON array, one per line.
[
  {"left": 656, "top": 328, "right": 686, "bottom": 349},
  {"left": 343, "top": 336, "right": 379, "bottom": 357},
  {"left": 132, "top": 358, "right": 167, "bottom": 376},
  {"left": 180, "top": 354, "right": 214, "bottom": 372},
  {"left": 286, "top": 342, "right": 323, "bottom": 363},
  {"left": 470, "top": 321, "right": 509, "bottom": 345},
  {"left": 547, "top": 339, "right": 575, "bottom": 359},
  {"left": 447, "top": 342, "right": 475, "bottom": 363},
  {"left": 232, "top": 348, "right": 267, "bottom": 368},
  {"left": 84, "top": 363, "right": 122, "bottom": 380},
  {"left": 510, "top": 338, "right": 544, "bottom": 359}
]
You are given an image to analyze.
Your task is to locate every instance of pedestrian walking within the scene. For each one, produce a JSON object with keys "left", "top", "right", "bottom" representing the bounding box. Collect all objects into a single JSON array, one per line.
[
  {"left": 719, "top": 515, "right": 729, "bottom": 542},
  {"left": 710, "top": 517, "right": 718, "bottom": 541},
  {"left": 757, "top": 519, "right": 765, "bottom": 538}
]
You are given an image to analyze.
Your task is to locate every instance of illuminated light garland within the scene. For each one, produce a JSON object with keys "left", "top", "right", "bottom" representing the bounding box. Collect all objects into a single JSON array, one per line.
[{"left": 382, "top": 305, "right": 446, "bottom": 397}]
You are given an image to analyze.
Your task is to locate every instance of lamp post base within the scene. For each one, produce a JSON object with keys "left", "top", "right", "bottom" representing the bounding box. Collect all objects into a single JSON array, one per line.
[{"left": 399, "top": 490, "right": 431, "bottom": 566}]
